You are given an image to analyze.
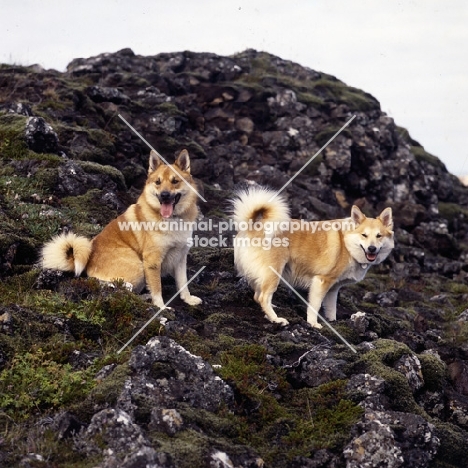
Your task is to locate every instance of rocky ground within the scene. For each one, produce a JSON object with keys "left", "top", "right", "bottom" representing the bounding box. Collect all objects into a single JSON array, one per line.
[{"left": 0, "top": 48, "right": 468, "bottom": 467}]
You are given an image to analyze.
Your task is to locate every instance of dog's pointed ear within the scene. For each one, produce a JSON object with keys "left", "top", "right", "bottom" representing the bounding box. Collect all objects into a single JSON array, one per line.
[
  {"left": 149, "top": 150, "right": 163, "bottom": 173},
  {"left": 174, "top": 149, "right": 190, "bottom": 173},
  {"left": 351, "top": 205, "right": 366, "bottom": 226},
  {"left": 378, "top": 207, "right": 393, "bottom": 230}
]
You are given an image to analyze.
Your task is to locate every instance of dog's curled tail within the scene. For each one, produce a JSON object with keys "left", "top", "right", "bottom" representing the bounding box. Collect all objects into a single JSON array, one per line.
[
  {"left": 232, "top": 186, "right": 290, "bottom": 232},
  {"left": 41, "top": 233, "right": 92, "bottom": 276}
]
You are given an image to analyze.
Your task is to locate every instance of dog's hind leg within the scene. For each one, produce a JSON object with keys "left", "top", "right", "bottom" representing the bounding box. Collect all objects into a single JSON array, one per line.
[
  {"left": 256, "top": 269, "right": 289, "bottom": 326},
  {"left": 322, "top": 284, "right": 340, "bottom": 322}
]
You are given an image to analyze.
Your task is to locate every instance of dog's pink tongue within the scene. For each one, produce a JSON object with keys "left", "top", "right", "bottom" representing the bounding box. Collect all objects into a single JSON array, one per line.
[{"left": 161, "top": 203, "right": 174, "bottom": 218}]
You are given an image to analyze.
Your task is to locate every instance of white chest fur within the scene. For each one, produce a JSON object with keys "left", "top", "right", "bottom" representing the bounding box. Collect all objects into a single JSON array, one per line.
[{"left": 338, "top": 259, "right": 370, "bottom": 285}]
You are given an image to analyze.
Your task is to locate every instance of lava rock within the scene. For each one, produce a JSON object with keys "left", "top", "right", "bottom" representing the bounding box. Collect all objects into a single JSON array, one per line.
[
  {"left": 75, "top": 408, "right": 151, "bottom": 455},
  {"left": 350, "top": 311, "right": 370, "bottom": 335},
  {"left": 376, "top": 290, "right": 399, "bottom": 307},
  {"left": 25, "top": 116, "right": 59, "bottom": 153},
  {"left": 448, "top": 360, "right": 468, "bottom": 396},
  {"left": 344, "top": 410, "right": 439, "bottom": 468},
  {"left": 116, "top": 336, "right": 234, "bottom": 420},
  {"left": 87, "top": 86, "right": 130, "bottom": 104},
  {"left": 344, "top": 416, "right": 404, "bottom": 468},
  {"left": 56, "top": 160, "right": 126, "bottom": 196},
  {"left": 289, "top": 345, "right": 346, "bottom": 387},
  {"left": 3, "top": 102, "right": 33, "bottom": 116},
  {"left": 346, "top": 373, "right": 388, "bottom": 411},
  {"left": 149, "top": 408, "right": 184, "bottom": 436},
  {"left": 394, "top": 354, "right": 424, "bottom": 392}
]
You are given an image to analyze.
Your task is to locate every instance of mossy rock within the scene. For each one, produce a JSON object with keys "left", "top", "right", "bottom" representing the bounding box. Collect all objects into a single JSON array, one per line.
[
  {"left": 232, "top": 51, "right": 379, "bottom": 112},
  {"left": 287, "top": 380, "right": 363, "bottom": 453},
  {"left": 315, "top": 126, "right": 352, "bottom": 147},
  {"left": 310, "top": 78, "right": 380, "bottom": 111},
  {"left": 148, "top": 428, "right": 262, "bottom": 468},
  {"left": 0, "top": 230, "right": 38, "bottom": 274},
  {"left": 438, "top": 202, "right": 468, "bottom": 223},
  {"left": 411, "top": 145, "right": 446, "bottom": 170},
  {"left": 189, "top": 247, "right": 235, "bottom": 273},
  {"left": 351, "top": 339, "right": 423, "bottom": 413},
  {"left": 320, "top": 321, "right": 361, "bottom": 346},
  {"left": 418, "top": 352, "right": 446, "bottom": 391},
  {"left": 302, "top": 153, "right": 324, "bottom": 177},
  {"left": 72, "top": 363, "right": 130, "bottom": 422},
  {"left": 0, "top": 347, "right": 97, "bottom": 421},
  {"left": 296, "top": 91, "right": 325, "bottom": 108},
  {"left": 76, "top": 160, "right": 126, "bottom": 191},
  {"left": 0, "top": 113, "right": 29, "bottom": 159},
  {"left": 178, "top": 404, "right": 239, "bottom": 439},
  {"left": 432, "top": 422, "right": 468, "bottom": 468},
  {"left": 121, "top": 161, "right": 147, "bottom": 188},
  {"left": 61, "top": 189, "right": 119, "bottom": 235}
]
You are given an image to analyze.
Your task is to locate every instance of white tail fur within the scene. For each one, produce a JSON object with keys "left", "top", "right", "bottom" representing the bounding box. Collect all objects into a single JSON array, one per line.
[
  {"left": 232, "top": 186, "right": 290, "bottom": 232},
  {"left": 41, "top": 233, "right": 92, "bottom": 276}
]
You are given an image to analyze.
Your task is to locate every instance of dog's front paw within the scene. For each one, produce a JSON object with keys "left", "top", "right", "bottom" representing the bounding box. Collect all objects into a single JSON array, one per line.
[
  {"left": 152, "top": 296, "right": 165, "bottom": 309},
  {"left": 183, "top": 295, "right": 202, "bottom": 306},
  {"left": 309, "top": 322, "right": 323, "bottom": 329},
  {"left": 271, "top": 317, "right": 289, "bottom": 326}
]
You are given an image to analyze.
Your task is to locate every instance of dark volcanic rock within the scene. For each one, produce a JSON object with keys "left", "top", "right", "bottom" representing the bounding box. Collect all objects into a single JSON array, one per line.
[
  {"left": 87, "top": 86, "right": 130, "bottom": 104},
  {"left": 56, "top": 160, "right": 126, "bottom": 196},
  {"left": 75, "top": 408, "right": 171, "bottom": 467},
  {"left": 344, "top": 410, "right": 439, "bottom": 468},
  {"left": 25, "top": 116, "right": 59, "bottom": 153},
  {"left": 288, "top": 344, "right": 347, "bottom": 387},
  {"left": 119, "top": 336, "right": 234, "bottom": 417}
]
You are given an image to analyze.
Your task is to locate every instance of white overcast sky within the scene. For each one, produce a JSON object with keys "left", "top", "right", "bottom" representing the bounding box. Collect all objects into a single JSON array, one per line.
[{"left": 1, "top": 0, "right": 467, "bottom": 176}]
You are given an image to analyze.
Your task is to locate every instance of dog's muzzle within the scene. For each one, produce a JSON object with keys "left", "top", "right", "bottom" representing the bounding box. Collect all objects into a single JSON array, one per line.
[
  {"left": 361, "top": 245, "right": 378, "bottom": 262},
  {"left": 159, "top": 192, "right": 182, "bottom": 218}
]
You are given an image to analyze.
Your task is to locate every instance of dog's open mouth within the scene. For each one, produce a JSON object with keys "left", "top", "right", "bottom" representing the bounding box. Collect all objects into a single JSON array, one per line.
[
  {"left": 160, "top": 193, "right": 181, "bottom": 218},
  {"left": 361, "top": 245, "right": 378, "bottom": 262}
]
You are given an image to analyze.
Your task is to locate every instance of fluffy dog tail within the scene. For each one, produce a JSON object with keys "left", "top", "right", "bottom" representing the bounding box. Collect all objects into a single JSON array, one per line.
[
  {"left": 232, "top": 186, "right": 290, "bottom": 234},
  {"left": 41, "top": 233, "right": 92, "bottom": 276}
]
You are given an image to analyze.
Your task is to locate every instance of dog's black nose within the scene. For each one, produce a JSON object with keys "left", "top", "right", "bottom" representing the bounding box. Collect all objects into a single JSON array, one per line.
[
  {"left": 160, "top": 191, "right": 172, "bottom": 202},
  {"left": 368, "top": 245, "right": 377, "bottom": 253}
]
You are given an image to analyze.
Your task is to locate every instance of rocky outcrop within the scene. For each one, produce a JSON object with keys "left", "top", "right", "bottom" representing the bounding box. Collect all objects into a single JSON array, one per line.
[
  {"left": 1, "top": 49, "right": 468, "bottom": 467},
  {"left": 2, "top": 48, "right": 467, "bottom": 276}
]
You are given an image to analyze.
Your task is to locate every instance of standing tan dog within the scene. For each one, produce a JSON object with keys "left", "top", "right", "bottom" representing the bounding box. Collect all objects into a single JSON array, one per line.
[
  {"left": 232, "top": 186, "right": 394, "bottom": 327},
  {"left": 41, "top": 149, "right": 202, "bottom": 308}
]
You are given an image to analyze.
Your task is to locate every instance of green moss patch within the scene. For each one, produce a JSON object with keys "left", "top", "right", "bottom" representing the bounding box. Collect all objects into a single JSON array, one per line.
[
  {"left": 411, "top": 145, "right": 446, "bottom": 170},
  {"left": 0, "top": 348, "right": 96, "bottom": 421},
  {"left": 0, "top": 113, "right": 29, "bottom": 159},
  {"left": 418, "top": 353, "right": 446, "bottom": 391},
  {"left": 351, "top": 339, "right": 422, "bottom": 413}
]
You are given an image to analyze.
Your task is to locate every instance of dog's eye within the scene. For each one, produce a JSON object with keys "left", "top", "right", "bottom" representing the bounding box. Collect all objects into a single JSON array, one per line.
[
  {"left": 171, "top": 179, "right": 179, "bottom": 184},
  {"left": 376, "top": 233, "right": 382, "bottom": 239},
  {"left": 362, "top": 233, "right": 368, "bottom": 238},
  {"left": 155, "top": 179, "right": 161, "bottom": 186}
]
